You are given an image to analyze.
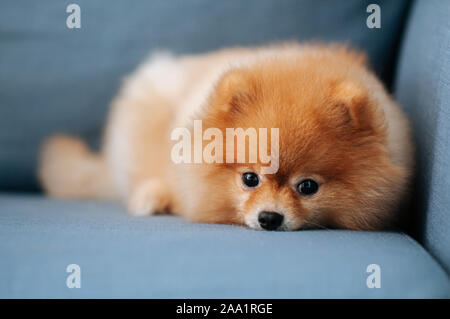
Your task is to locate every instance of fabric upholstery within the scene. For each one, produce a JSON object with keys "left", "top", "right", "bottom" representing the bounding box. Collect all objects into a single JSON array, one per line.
[
  {"left": 0, "top": 194, "right": 448, "bottom": 298},
  {"left": 394, "top": 0, "right": 450, "bottom": 274},
  {"left": 0, "top": 0, "right": 410, "bottom": 191}
]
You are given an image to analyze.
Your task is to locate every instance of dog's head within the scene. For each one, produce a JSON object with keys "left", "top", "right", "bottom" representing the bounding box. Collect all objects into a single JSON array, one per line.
[{"left": 200, "top": 48, "right": 409, "bottom": 231}]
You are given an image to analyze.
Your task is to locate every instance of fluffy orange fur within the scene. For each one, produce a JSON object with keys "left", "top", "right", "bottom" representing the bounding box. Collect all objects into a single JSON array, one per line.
[{"left": 38, "top": 42, "right": 413, "bottom": 231}]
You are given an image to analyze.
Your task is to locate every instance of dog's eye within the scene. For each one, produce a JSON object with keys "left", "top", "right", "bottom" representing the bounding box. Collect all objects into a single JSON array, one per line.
[
  {"left": 242, "top": 172, "right": 259, "bottom": 188},
  {"left": 297, "top": 179, "right": 319, "bottom": 196}
]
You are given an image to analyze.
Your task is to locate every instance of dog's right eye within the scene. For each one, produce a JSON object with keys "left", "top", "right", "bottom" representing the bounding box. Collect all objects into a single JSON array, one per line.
[{"left": 242, "top": 172, "right": 259, "bottom": 188}]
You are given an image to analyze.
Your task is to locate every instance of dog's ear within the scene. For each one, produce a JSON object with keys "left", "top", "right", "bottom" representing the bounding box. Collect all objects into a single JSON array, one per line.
[
  {"left": 330, "top": 80, "right": 377, "bottom": 131},
  {"left": 209, "top": 69, "right": 253, "bottom": 114}
]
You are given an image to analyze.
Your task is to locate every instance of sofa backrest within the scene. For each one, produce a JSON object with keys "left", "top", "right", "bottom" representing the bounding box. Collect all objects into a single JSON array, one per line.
[
  {"left": 0, "top": 0, "right": 410, "bottom": 191},
  {"left": 395, "top": 0, "right": 450, "bottom": 273}
]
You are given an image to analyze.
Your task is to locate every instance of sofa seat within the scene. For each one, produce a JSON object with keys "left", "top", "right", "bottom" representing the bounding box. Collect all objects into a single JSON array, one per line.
[{"left": 0, "top": 193, "right": 448, "bottom": 298}]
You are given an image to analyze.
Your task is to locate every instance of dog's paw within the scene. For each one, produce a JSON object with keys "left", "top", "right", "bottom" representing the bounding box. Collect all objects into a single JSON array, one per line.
[{"left": 127, "top": 180, "right": 170, "bottom": 216}]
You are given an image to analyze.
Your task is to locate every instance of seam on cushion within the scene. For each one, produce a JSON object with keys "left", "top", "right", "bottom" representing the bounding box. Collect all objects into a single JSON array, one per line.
[
  {"left": 421, "top": 4, "right": 450, "bottom": 274},
  {"left": 401, "top": 231, "right": 449, "bottom": 279}
]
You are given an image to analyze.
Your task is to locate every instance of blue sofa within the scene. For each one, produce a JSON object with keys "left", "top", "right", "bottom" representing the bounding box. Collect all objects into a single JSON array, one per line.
[{"left": 0, "top": 0, "right": 449, "bottom": 298}]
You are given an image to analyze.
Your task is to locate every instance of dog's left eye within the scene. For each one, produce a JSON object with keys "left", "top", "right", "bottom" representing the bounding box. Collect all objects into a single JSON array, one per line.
[
  {"left": 297, "top": 179, "right": 319, "bottom": 196},
  {"left": 242, "top": 172, "right": 259, "bottom": 188}
]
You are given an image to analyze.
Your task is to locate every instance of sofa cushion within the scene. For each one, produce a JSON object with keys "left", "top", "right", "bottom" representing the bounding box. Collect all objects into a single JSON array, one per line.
[
  {"left": 0, "top": 0, "right": 410, "bottom": 191},
  {"left": 0, "top": 194, "right": 448, "bottom": 298},
  {"left": 394, "top": 0, "right": 450, "bottom": 274}
]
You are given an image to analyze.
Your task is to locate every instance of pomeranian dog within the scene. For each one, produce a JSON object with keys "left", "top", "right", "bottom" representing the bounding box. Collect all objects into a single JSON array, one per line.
[{"left": 39, "top": 42, "right": 413, "bottom": 231}]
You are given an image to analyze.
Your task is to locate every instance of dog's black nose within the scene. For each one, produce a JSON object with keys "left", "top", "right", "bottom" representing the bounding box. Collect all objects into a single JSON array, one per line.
[{"left": 258, "top": 211, "right": 284, "bottom": 230}]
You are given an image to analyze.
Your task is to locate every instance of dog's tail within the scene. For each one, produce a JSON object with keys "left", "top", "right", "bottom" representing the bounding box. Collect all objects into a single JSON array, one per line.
[{"left": 38, "top": 135, "right": 117, "bottom": 200}]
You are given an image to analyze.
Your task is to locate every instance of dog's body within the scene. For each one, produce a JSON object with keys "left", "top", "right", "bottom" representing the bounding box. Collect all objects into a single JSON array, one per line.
[{"left": 39, "top": 42, "right": 413, "bottom": 231}]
